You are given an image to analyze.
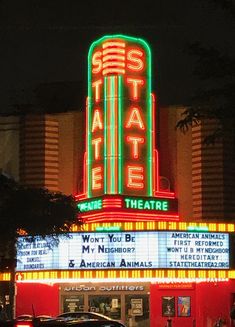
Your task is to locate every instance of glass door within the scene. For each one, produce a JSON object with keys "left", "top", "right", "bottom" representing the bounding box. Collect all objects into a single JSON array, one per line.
[
  {"left": 88, "top": 295, "right": 121, "bottom": 320},
  {"left": 62, "top": 295, "right": 84, "bottom": 312},
  {"left": 125, "top": 294, "right": 149, "bottom": 327}
]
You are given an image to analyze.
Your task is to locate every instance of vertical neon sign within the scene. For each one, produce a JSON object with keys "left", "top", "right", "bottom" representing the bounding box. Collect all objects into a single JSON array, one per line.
[{"left": 87, "top": 35, "right": 153, "bottom": 198}]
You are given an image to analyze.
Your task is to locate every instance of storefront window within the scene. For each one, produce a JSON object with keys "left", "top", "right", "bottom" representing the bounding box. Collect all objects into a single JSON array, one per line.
[
  {"left": 62, "top": 295, "right": 84, "bottom": 312},
  {"left": 125, "top": 295, "right": 149, "bottom": 327},
  {"left": 88, "top": 295, "right": 121, "bottom": 320}
]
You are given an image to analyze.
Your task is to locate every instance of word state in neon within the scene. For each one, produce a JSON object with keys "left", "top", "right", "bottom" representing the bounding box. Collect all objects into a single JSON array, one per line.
[{"left": 88, "top": 35, "right": 152, "bottom": 197}]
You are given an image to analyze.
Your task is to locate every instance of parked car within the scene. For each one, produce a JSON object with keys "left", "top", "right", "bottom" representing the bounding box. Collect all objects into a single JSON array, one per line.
[
  {"left": 15, "top": 315, "right": 52, "bottom": 322},
  {"left": 35, "top": 317, "right": 52, "bottom": 322},
  {"left": 13, "top": 318, "right": 125, "bottom": 327},
  {"left": 15, "top": 315, "right": 34, "bottom": 321},
  {"left": 66, "top": 321, "right": 125, "bottom": 327},
  {"left": 56, "top": 312, "right": 112, "bottom": 322},
  {"left": 40, "top": 319, "right": 125, "bottom": 327},
  {"left": 14, "top": 315, "right": 53, "bottom": 327}
]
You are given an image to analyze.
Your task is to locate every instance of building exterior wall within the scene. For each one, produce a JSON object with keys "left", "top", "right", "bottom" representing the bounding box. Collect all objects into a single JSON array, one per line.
[
  {"left": 192, "top": 119, "right": 224, "bottom": 221},
  {"left": 159, "top": 108, "right": 235, "bottom": 222},
  {"left": 0, "top": 116, "right": 19, "bottom": 181},
  {"left": 16, "top": 280, "right": 235, "bottom": 327},
  {"left": 192, "top": 118, "right": 235, "bottom": 221},
  {"left": 15, "top": 282, "right": 59, "bottom": 317},
  {"left": 0, "top": 111, "right": 85, "bottom": 195},
  {"left": 20, "top": 115, "right": 59, "bottom": 190},
  {"left": 57, "top": 111, "right": 85, "bottom": 195},
  {"left": 159, "top": 106, "right": 193, "bottom": 220}
]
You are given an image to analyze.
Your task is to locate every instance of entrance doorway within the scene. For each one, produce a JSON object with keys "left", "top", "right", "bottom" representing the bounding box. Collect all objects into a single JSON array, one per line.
[
  {"left": 63, "top": 295, "right": 84, "bottom": 312},
  {"left": 88, "top": 294, "right": 121, "bottom": 320},
  {"left": 125, "top": 294, "right": 149, "bottom": 327}
]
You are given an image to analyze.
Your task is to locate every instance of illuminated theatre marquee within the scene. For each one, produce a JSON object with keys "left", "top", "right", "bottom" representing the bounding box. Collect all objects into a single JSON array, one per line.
[
  {"left": 78, "top": 195, "right": 178, "bottom": 215},
  {"left": 78, "top": 34, "right": 178, "bottom": 222},
  {"left": 16, "top": 231, "right": 230, "bottom": 272}
]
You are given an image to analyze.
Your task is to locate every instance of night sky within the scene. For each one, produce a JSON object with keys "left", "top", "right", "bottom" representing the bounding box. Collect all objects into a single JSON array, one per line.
[{"left": 0, "top": 0, "right": 234, "bottom": 113}]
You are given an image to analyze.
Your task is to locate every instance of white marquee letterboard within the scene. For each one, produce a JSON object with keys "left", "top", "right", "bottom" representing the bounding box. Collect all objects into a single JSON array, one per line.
[{"left": 16, "top": 231, "right": 230, "bottom": 271}]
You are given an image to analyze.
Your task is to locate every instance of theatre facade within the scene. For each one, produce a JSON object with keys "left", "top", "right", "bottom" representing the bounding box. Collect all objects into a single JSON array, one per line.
[{"left": 14, "top": 35, "right": 235, "bottom": 327}]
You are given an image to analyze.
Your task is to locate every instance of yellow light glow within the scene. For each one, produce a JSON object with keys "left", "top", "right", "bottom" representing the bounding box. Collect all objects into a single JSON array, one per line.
[
  {"left": 15, "top": 269, "right": 235, "bottom": 282},
  {"left": 209, "top": 223, "right": 217, "bottom": 231},
  {"left": 102, "top": 41, "right": 126, "bottom": 49},
  {"left": 228, "top": 224, "right": 235, "bottom": 232},
  {"left": 179, "top": 222, "right": 187, "bottom": 230},
  {"left": 0, "top": 273, "right": 11, "bottom": 281},
  {"left": 75, "top": 221, "right": 235, "bottom": 233}
]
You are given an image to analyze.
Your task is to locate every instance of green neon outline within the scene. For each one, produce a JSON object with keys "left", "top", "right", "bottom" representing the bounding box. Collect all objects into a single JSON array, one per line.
[
  {"left": 87, "top": 83, "right": 92, "bottom": 198},
  {"left": 87, "top": 34, "right": 153, "bottom": 197},
  {"left": 111, "top": 76, "right": 116, "bottom": 194},
  {"left": 87, "top": 99, "right": 90, "bottom": 198},
  {"left": 147, "top": 92, "right": 153, "bottom": 196},
  {"left": 118, "top": 75, "right": 123, "bottom": 194},
  {"left": 104, "top": 77, "right": 107, "bottom": 194}
]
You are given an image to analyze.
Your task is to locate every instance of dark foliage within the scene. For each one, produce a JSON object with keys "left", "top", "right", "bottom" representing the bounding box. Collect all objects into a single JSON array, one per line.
[
  {"left": 211, "top": 0, "right": 235, "bottom": 17},
  {"left": 0, "top": 174, "right": 81, "bottom": 263},
  {"left": 176, "top": 1, "right": 235, "bottom": 144},
  {"left": 176, "top": 42, "right": 235, "bottom": 143}
]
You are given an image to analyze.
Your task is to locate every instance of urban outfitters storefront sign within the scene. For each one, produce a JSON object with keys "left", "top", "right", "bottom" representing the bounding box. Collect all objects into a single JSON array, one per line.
[{"left": 16, "top": 231, "right": 230, "bottom": 271}]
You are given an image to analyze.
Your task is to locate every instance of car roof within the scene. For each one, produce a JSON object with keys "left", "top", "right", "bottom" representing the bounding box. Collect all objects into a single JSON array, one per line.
[
  {"left": 16, "top": 315, "right": 52, "bottom": 318},
  {"left": 17, "top": 319, "right": 125, "bottom": 327},
  {"left": 17, "top": 313, "right": 33, "bottom": 317},
  {"left": 40, "top": 320, "right": 125, "bottom": 327},
  {"left": 68, "top": 321, "right": 124, "bottom": 327},
  {"left": 16, "top": 314, "right": 34, "bottom": 320},
  {"left": 58, "top": 312, "right": 105, "bottom": 315},
  {"left": 57, "top": 312, "right": 112, "bottom": 320}
]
